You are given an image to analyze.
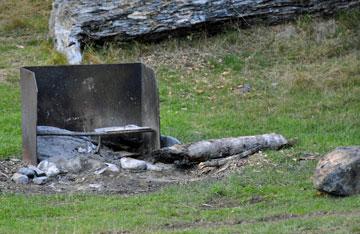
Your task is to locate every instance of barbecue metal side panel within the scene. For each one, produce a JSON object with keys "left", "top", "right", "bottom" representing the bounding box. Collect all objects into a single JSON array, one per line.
[
  {"left": 20, "top": 68, "right": 38, "bottom": 165},
  {"left": 141, "top": 64, "right": 160, "bottom": 153}
]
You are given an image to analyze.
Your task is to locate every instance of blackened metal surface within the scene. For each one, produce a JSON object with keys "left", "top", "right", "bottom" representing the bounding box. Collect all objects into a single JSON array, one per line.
[
  {"left": 141, "top": 64, "right": 160, "bottom": 152},
  {"left": 20, "top": 68, "right": 38, "bottom": 165},
  {"left": 26, "top": 64, "right": 143, "bottom": 131},
  {"left": 20, "top": 63, "right": 160, "bottom": 162}
]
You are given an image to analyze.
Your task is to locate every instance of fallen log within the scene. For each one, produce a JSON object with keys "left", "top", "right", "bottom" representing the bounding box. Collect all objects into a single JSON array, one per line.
[
  {"left": 49, "top": 0, "right": 360, "bottom": 64},
  {"left": 153, "top": 133, "right": 289, "bottom": 165},
  {"left": 198, "top": 145, "right": 262, "bottom": 169}
]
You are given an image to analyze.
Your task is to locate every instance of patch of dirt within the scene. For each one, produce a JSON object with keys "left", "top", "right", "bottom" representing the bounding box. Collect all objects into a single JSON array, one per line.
[
  {"left": 200, "top": 194, "right": 264, "bottom": 210},
  {"left": 248, "top": 195, "right": 265, "bottom": 204},
  {"left": 201, "top": 196, "right": 240, "bottom": 209},
  {"left": 159, "top": 210, "right": 360, "bottom": 232},
  {"left": 0, "top": 158, "right": 202, "bottom": 195},
  {"left": 0, "top": 151, "right": 273, "bottom": 195},
  {"left": 0, "top": 154, "right": 253, "bottom": 195}
]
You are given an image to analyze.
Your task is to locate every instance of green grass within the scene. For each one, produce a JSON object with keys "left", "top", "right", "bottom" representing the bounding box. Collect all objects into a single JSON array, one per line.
[
  {"left": 0, "top": 85, "right": 21, "bottom": 156},
  {"left": 2, "top": 165, "right": 360, "bottom": 233},
  {"left": 0, "top": 1, "right": 360, "bottom": 233}
]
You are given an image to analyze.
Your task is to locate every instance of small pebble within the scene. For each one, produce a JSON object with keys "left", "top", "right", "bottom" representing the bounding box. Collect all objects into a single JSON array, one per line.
[
  {"left": 94, "top": 163, "right": 120, "bottom": 175},
  {"left": 10, "top": 158, "right": 21, "bottom": 162},
  {"left": 146, "top": 163, "right": 164, "bottom": 172},
  {"left": 241, "top": 83, "right": 252, "bottom": 93},
  {"left": 18, "top": 167, "right": 36, "bottom": 178},
  {"left": 28, "top": 165, "right": 46, "bottom": 177},
  {"left": 38, "top": 160, "right": 60, "bottom": 177},
  {"left": 160, "top": 135, "right": 181, "bottom": 148},
  {"left": 105, "top": 163, "right": 120, "bottom": 172},
  {"left": 89, "top": 183, "right": 102, "bottom": 189},
  {"left": 33, "top": 176, "right": 48, "bottom": 185},
  {"left": 120, "top": 158, "right": 147, "bottom": 170}
]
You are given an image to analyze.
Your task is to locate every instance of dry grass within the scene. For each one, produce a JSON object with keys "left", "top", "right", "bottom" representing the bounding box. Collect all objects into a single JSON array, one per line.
[
  {"left": 81, "top": 16, "right": 359, "bottom": 97},
  {"left": 0, "top": 0, "right": 51, "bottom": 34},
  {"left": 0, "top": 69, "right": 7, "bottom": 82}
]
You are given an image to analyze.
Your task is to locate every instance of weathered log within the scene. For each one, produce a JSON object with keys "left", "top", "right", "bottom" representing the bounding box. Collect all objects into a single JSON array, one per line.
[
  {"left": 50, "top": 0, "right": 360, "bottom": 64},
  {"left": 198, "top": 145, "right": 261, "bottom": 169},
  {"left": 153, "top": 133, "right": 289, "bottom": 165}
]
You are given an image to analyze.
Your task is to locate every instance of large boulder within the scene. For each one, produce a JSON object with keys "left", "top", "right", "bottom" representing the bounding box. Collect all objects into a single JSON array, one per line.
[
  {"left": 49, "top": 0, "right": 360, "bottom": 64},
  {"left": 314, "top": 146, "right": 360, "bottom": 196}
]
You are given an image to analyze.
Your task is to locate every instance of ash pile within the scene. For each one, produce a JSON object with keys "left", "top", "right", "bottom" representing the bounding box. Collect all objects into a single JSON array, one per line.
[{"left": 12, "top": 126, "right": 181, "bottom": 187}]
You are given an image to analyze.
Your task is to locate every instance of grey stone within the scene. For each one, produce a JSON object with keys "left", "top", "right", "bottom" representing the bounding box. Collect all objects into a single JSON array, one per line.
[
  {"left": 120, "top": 157, "right": 147, "bottom": 170},
  {"left": 94, "top": 163, "right": 120, "bottom": 175},
  {"left": 160, "top": 135, "right": 181, "bottom": 148},
  {"left": 146, "top": 162, "right": 173, "bottom": 172},
  {"left": 28, "top": 165, "right": 46, "bottom": 177},
  {"left": 145, "top": 163, "right": 163, "bottom": 172},
  {"left": 33, "top": 176, "right": 48, "bottom": 185},
  {"left": 240, "top": 84, "right": 252, "bottom": 94},
  {"left": 11, "top": 173, "right": 29, "bottom": 184},
  {"left": 37, "top": 126, "right": 96, "bottom": 161},
  {"left": 314, "top": 146, "right": 360, "bottom": 196},
  {"left": 49, "top": 0, "right": 358, "bottom": 64},
  {"left": 18, "top": 167, "right": 36, "bottom": 178},
  {"left": 37, "top": 160, "right": 60, "bottom": 177},
  {"left": 105, "top": 163, "right": 120, "bottom": 172}
]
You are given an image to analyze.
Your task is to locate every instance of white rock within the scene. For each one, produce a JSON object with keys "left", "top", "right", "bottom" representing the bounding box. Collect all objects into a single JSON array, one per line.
[
  {"left": 10, "top": 158, "right": 21, "bottom": 162},
  {"left": 146, "top": 162, "right": 174, "bottom": 172},
  {"left": 37, "top": 160, "right": 60, "bottom": 177},
  {"left": 33, "top": 176, "right": 48, "bottom": 185},
  {"left": 11, "top": 173, "right": 29, "bottom": 184},
  {"left": 94, "top": 163, "right": 120, "bottom": 175},
  {"left": 145, "top": 163, "right": 162, "bottom": 171},
  {"left": 89, "top": 183, "right": 102, "bottom": 189},
  {"left": 120, "top": 157, "right": 147, "bottom": 170},
  {"left": 105, "top": 163, "right": 120, "bottom": 172}
]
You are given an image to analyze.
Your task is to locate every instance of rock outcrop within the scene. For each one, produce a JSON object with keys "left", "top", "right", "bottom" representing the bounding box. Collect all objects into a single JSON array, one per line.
[
  {"left": 314, "top": 146, "right": 360, "bottom": 196},
  {"left": 49, "top": 0, "right": 360, "bottom": 64}
]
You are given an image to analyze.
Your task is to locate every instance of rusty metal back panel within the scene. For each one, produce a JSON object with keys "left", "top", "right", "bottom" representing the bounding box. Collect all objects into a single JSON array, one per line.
[{"left": 25, "top": 64, "right": 143, "bottom": 131}]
